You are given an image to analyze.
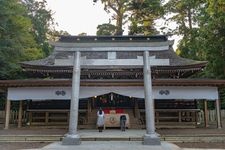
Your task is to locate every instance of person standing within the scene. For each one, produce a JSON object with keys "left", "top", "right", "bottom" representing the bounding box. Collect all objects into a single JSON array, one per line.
[
  {"left": 120, "top": 115, "right": 127, "bottom": 131},
  {"left": 97, "top": 108, "right": 105, "bottom": 132}
]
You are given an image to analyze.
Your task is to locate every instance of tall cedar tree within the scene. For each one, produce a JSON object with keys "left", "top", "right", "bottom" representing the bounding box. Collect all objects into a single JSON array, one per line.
[
  {"left": 0, "top": 0, "right": 42, "bottom": 79},
  {"left": 94, "top": 0, "right": 163, "bottom": 35}
]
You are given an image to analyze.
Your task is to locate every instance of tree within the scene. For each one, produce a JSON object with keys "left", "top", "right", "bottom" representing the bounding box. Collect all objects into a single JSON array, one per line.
[
  {"left": 96, "top": 23, "right": 117, "bottom": 35},
  {"left": 94, "top": 0, "right": 130, "bottom": 35},
  {"left": 48, "top": 30, "right": 70, "bottom": 41},
  {"left": 128, "top": 0, "right": 163, "bottom": 35},
  {"left": 22, "top": 0, "right": 55, "bottom": 56},
  {"left": 164, "top": 0, "right": 204, "bottom": 36},
  {"left": 0, "top": 0, "right": 43, "bottom": 79},
  {"left": 78, "top": 32, "right": 87, "bottom": 36},
  {"left": 197, "top": 0, "right": 225, "bottom": 78},
  {"left": 94, "top": 0, "right": 163, "bottom": 35},
  {"left": 164, "top": 0, "right": 205, "bottom": 59}
]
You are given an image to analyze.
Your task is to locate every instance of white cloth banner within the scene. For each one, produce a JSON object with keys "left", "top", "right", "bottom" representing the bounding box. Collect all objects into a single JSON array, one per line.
[
  {"left": 8, "top": 86, "right": 218, "bottom": 101},
  {"left": 80, "top": 86, "right": 145, "bottom": 99}
]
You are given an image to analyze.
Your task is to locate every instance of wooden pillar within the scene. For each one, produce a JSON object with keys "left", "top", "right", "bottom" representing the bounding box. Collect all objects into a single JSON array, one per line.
[
  {"left": 204, "top": 100, "right": 209, "bottom": 128},
  {"left": 4, "top": 99, "right": 11, "bottom": 129},
  {"left": 18, "top": 101, "right": 23, "bottom": 128},
  {"left": 215, "top": 99, "right": 222, "bottom": 129},
  {"left": 87, "top": 100, "right": 91, "bottom": 122},
  {"left": 45, "top": 112, "right": 49, "bottom": 125},
  {"left": 29, "top": 111, "right": 32, "bottom": 125},
  {"left": 134, "top": 99, "right": 140, "bottom": 118},
  {"left": 178, "top": 111, "right": 182, "bottom": 123}
]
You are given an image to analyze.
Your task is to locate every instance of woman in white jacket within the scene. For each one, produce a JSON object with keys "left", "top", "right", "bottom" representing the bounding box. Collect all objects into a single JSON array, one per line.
[{"left": 97, "top": 108, "right": 105, "bottom": 132}]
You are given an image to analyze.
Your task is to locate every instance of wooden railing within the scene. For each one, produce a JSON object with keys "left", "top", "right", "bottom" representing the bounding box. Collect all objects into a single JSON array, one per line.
[
  {"left": 0, "top": 109, "right": 224, "bottom": 126},
  {"left": 26, "top": 109, "right": 88, "bottom": 126},
  {"left": 138, "top": 109, "right": 200, "bottom": 128}
]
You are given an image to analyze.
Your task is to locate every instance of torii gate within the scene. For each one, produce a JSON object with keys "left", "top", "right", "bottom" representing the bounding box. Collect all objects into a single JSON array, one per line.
[{"left": 53, "top": 39, "right": 170, "bottom": 145}]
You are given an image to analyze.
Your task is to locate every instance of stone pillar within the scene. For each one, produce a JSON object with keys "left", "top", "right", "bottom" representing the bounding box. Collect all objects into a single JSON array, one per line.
[
  {"left": 18, "top": 101, "right": 23, "bottom": 128},
  {"left": 143, "top": 51, "right": 161, "bottom": 145},
  {"left": 4, "top": 99, "right": 11, "bottom": 129},
  {"left": 204, "top": 100, "right": 209, "bottom": 128},
  {"left": 62, "top": 51, "right": 81, "bottom": 145},
  {"left": 215, "top": 99, "right": 222, "bottom": 129}
]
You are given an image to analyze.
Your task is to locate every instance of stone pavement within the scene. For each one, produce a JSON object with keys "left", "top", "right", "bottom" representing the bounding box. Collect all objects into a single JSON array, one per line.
[
  {"left": 27, "top": 141, "right": 182, "bottom": 150},
  {"left": 24, "top": 141, "right": 225, "bottom": 150},
  {"left": 22, "top": 128, "right": 225, "bottom": 150},
  {"left": 1, "top": 123, "right": 225, "bottom": 149}
]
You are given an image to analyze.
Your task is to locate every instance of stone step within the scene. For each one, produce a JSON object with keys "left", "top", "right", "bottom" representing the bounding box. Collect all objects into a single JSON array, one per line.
[{"left": 0, "top": 134, "right": 225, "bottom": 143}]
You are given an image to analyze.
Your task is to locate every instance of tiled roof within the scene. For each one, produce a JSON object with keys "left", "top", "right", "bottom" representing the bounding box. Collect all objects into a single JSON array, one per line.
[{"left": 20, "top": 35, "right": 207, "bottom": 75}]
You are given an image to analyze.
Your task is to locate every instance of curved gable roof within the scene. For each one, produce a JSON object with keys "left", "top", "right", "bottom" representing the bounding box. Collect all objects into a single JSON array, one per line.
[{"left": 20, "top": 35, "right": 207, "bottom": 77}]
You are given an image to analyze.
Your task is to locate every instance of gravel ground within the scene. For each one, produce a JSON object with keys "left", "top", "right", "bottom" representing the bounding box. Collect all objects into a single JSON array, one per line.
[
  {"left": 175, "top": 142, "right": 225, "bottom": 149},
  {"left": 0, "top": 142, "right": 49, "bottom": 150}
]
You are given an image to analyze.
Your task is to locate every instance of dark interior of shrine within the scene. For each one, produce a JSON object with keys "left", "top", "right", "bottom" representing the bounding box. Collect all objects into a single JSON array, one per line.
[{"left": 27, "top": 93, "right": 197, "bottom": 110}]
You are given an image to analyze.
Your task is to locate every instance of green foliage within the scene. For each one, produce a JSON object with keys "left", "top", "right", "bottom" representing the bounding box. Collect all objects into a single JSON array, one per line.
[
  {"left": 165, "top": 0, "right": 205, "bottom": 58},
  {"left": 164, "top": 0, "right": 204, "bottom": 34},
  {"left": 0, "top": 0, "right": 61, "bottom": 79},
  {"left": 94, "top": 0, "right": 163, "bottom": 35},
  {"left": 48, "top": 30, "right": 70, "bottom": 42},
  {"left": 0, "top": 93, "right": 6, "bottom": 110},
  {"left": 165, "top": 0, "right": 225, "bottom": 79},
  {"left": 0, "top": 0, "right": 43, "bottom": 79},
  {"left": 94, "top": 0, "right": 130, "bottom": 35},
  {"left": 22, "top": 0, "right": 55, "bottom": 56},
  {"left": 219, "top": 88, "right": 225, "bottom": 109},
  {"left": 128, "top": 0, "right": 163, "bottom": 35},
  {"left": 96, "top": 23, "right": 117, "bottom": 35},
  {"left": 197, "top": 101, "right": 215, "bottom": 110},
  {"left": 177, "top": 29, "right": 207, "bottom": 61},
  {"left": 197, "top": 0, "right": 225, "bottom": 78}
]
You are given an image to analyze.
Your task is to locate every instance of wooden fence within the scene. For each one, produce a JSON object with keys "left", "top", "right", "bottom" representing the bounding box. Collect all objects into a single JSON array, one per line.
[
  {"left": 0, "top": 110, "right": 27, "bottom": 124},
  {"left": 0, "top": 110, "right": 225, "bottom": 125}
]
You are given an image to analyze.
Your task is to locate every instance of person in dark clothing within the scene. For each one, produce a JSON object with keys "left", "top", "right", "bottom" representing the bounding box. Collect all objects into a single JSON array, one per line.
[{"left": 120, "top": 115, "right": 127, "bottom": 131}]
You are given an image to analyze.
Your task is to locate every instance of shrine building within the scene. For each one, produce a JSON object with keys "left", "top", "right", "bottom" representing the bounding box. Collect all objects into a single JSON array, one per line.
[{"left": 0, "top": 35, "right": 225, "bottom": 144}]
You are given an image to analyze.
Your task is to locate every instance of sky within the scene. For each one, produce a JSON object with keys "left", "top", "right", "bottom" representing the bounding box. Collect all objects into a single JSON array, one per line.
[
  {"left": 46, "top": 0, "right": 111, "bottom": 35},
  {"left": 45, "top": 0, "right": 180, "bottom": 48}
]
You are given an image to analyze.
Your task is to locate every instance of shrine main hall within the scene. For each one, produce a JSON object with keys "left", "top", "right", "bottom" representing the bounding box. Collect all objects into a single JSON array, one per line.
[{"left": 0, "top": 35, "right": 225, "bottom": 145}]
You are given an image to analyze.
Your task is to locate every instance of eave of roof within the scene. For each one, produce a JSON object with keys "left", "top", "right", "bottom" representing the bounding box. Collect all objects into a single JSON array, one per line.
[
  {"left": 20, "top": 47, "right": 207, "bottom": 73},
  {"left": 57, "top": 35, "right": 168, "bottom": 43},
  {"left": 0, "top": 79, "right": 225, "bottom": 88},
  {"left": 20, "top": 61, "right": 207, "bottom": 73}
]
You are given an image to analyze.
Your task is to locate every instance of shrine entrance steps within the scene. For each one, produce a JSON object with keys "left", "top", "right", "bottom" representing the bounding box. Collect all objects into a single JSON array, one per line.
[{"left": 0, "top": 129, "right": 225, "bottom": 143}]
